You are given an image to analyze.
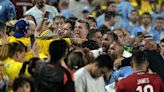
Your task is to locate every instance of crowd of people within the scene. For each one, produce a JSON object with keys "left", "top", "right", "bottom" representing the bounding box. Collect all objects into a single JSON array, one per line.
[{"left": 0, "top": 0, "right": 164, "bottom": 92}]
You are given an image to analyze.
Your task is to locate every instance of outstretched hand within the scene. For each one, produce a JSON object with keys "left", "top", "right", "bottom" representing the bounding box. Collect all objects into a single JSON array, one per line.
[
  {"left": 114, "top": 57, "right": 124, "bottom": 68},
  {"left": 1, "top": 35, "right": 9, "bottom": 45},
  {"left": 31, "top": 42, "right": 40, "bottom": 57}
]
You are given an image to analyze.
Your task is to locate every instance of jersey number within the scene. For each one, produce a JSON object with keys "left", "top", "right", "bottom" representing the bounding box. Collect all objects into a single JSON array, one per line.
[{"left": 136, "top": 84, "right": 154, "bottom": 92}]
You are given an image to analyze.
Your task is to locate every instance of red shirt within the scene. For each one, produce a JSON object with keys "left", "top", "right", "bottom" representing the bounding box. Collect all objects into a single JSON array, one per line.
[
  {"left": 11, "top": 0, "right": 34, "bottom": 18},
  {"left": 116, "top": 72, "right": 164, "bottom": 92}
]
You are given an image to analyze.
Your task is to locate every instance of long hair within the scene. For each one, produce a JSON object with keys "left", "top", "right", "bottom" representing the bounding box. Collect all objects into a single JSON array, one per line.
[{"left": 0, "top": 42, "right": 26, "bottom": 61}]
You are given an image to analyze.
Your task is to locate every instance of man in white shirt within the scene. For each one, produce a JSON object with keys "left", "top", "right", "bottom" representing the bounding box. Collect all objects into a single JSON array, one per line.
[
  {"left": 75, "top": 54, "right": 114, "bottom": 92},
  {"left": 24, "top": 0, "right": 59, "bottom": 25}
]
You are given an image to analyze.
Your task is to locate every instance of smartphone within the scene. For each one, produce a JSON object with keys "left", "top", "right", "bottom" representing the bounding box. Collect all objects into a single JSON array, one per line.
[
  {"left": 44, "top": 11, "right": 49, "bottom": 18},
  {"left": 30, "top": 34, "right": 35, "bottom": 48}
]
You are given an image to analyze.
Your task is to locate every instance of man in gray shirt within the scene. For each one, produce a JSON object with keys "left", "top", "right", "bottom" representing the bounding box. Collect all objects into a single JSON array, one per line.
[{"left": 75, "top": 54, "right": 114, "bottom": 92}]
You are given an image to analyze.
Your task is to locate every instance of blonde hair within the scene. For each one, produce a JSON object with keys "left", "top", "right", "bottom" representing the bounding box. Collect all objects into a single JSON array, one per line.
[
  {"left": 0, "top": 42, "right": 26, "bottom": 60},
  {"left": 0, "top": 44, "right": 10, "bottom": 60}
]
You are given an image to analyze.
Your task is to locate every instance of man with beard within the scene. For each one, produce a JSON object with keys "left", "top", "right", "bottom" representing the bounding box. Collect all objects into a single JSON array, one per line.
[
  {"left": 24, "top": 0, "right": 59, "bottom": 25},
  {"left": 74, "top": 54, "right": 114, "bottom": 92},
  {"left": 101, "top": 32, "right": 118, "bottom": 53},
  {"left": 107, "top": 42, "right": 133, "bottom": 84}
]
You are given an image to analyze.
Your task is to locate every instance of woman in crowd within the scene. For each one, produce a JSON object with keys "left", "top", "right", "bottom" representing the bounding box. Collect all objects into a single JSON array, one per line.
[{"left": 0, "top": 42, "right": 29, "bottom": 92}]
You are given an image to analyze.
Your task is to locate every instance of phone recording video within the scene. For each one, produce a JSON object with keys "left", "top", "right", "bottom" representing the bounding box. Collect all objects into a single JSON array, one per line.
[
  {"left": 30, "top": 34, "right": 35, "bottom": 48},
  {"left": 44, "top": 11, "right": 49, "bottom": 18}
]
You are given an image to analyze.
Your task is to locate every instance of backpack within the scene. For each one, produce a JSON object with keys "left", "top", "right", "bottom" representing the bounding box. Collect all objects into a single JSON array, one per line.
[{"left": 35, "top": 63, "right": 75, "bottom": 92}]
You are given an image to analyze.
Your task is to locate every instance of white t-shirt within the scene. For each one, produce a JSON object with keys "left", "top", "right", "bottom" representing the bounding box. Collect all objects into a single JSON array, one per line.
[
  {"left": 25, "top": 5, "right": 59, "bottom": 24},
  {"left": 74, "top": 68, "right": 105, "bottom": 92}
]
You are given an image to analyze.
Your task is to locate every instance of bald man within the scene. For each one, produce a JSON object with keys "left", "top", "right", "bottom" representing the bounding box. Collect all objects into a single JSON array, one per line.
[
  {"left": 141, "top": 38, "right": 158, "bottom": 51},
  {"left": 106, "top": 42, "right": 133, "bottom": 84}
]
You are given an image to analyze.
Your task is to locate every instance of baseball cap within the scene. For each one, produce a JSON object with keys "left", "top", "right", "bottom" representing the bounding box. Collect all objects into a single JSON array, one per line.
[
  {"left": 14, "top": 19, "right": 29, "bottom": 38},
  {"left": 82, "top": 6, "right": 91, "bottom": 13}
]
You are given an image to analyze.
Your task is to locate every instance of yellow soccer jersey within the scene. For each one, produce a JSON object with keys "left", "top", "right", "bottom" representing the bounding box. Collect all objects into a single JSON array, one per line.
[
  {"left": 130, "top": 0, "right": 157, "bottom": 15},
  {"left": 2, "top": 58, "right": 29, "bottom": 80},
  {"left": 2, "top": 58, "right": 29, "bottom": 92},
  {"left": 1, "top": 36, "right": 72, "bottom": 61}
]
